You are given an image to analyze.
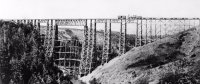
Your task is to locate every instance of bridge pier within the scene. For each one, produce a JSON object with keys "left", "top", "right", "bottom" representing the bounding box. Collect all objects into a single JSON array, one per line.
[
  {"left": 86, "top": 19, "right": 94, "bottom": 74},
  {"left": 91, "top": 19, "right": 97, "bottom": 72},
  {"left": 102, "top": 19, "right": 111, "bottom": 64},
  {"left": 135, "top": 18, "right": 143, "bottom": 47},
  {"left": 145, "top": 19, "right": 148, "bottom": 44},
  {"left": 80, "top": 20, "right": 89, "bottom": 76},
  {"left": 119, "top": 16, "right": 127, "bottom": 55}
]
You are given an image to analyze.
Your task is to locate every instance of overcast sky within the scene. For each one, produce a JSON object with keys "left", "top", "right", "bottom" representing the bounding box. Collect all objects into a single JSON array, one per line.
[{"left": 0, "top": 0, "right": 200, "bottom": 19}]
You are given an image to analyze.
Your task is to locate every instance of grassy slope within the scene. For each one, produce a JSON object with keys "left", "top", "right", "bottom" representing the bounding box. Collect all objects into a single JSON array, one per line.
[
  {"left": 81, "top": 28, "right": 200, "bottom": 84},
  {"left": 56, "top": 28, "right": 136, "bottom": 48}
]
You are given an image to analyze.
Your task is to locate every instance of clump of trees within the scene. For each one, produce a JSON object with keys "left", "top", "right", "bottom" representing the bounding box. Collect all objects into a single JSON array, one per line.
[
  {"left": 159, "top": 59, "right": 200, "bottom": 84},
  {"left": 0, "top": 21, "right": 63, "bottom": 84}
]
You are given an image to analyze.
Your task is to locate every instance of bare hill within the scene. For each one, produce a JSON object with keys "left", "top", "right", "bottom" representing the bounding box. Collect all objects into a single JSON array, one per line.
[
  {"left": 80, "top": 27, "right": 200, "bottom": 84},
  {"left": 57, "top": 28, "right": 135, "bottom": 45}
]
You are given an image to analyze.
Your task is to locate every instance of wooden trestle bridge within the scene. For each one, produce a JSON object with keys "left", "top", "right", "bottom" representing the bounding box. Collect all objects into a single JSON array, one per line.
[{"left": 10, "top": 15, "right": 200, "bottom": 77}]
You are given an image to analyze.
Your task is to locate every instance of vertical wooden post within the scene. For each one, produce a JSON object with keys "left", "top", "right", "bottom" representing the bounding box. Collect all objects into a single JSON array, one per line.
[
  {"left": 119, "top": 19, "right": 122, "bottom": 52},
  {"left": 102, "top": 20, "right": 108, "bottom": 64},
  {"left": 124, "top": 20, "right": 127, "bottom": 53},
  {"left": 80, "top": 19, "right": 88, "bottom": 76},
  {"left": 159, "top": 20, "right": 162, "bottom": 39},
  {"left": 3, "top": 25, "right": 6, "bottom": 43},
  {"left": 135, "top": 19, "right": 138, "bottom": 47},
  {"left": 54, "top": 20, "right": 58, "bottom": 45},
  {"left": 37, "top": 20, "right": 41, "bottom": 34},
  {"left": 87, "top": 19, "right": 93, "bottom": 74},
  {"left": 58, "top": 41, "right": 62, "bottom": 66},
  {"left": 108, "top": 19, "right": 111, "bottom": 60},
  {"left": 44, "top": 20, "right": 49, "bottom": 46},
  {"left": 90, "top": 19, "right": 96, "bottom": 71},
  {"left": 34, "top": 19, "right": 36, "bottom": 27},
  {"left": 140, "top": 19, "right": 142, "bottom": 46},
  {"left": 69, "top": 41, "right": 71, "bottom": 74},
  {"left": 64, "top": 42, "right": 66, "bottom": 67},
  {"left": 154, "top": 20, "right": 157, "bottom": 41},
  {"left": 150, "top": 19, "right": 153, "bottom": 43},
  {"left": 119, "top": 16, "right": 127, "bottom": 55},
  {"left": 145, "top": 19, "right": 148, "bottom": 44},
  {"left": 164, "top": 20, "right": 167, "bottom": 36}
]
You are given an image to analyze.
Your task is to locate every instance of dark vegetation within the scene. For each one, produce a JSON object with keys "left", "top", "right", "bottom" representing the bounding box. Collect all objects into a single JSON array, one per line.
[
  {"left": 0, "top": 21, "right": 69, "bottom": 84},
  {"left": 159, "top": 60, "right": 200, "bottom": 84}
]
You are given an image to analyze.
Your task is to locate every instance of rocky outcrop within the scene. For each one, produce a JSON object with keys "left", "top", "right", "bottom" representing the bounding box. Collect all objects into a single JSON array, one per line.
[{"left": 81, "top": 27, "right": 200, "bottom": 84}]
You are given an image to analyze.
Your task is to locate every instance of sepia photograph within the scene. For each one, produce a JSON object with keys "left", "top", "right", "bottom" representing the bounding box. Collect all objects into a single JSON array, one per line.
[{"left": 0, "top": 0, "right": 200, "bottom": 84}]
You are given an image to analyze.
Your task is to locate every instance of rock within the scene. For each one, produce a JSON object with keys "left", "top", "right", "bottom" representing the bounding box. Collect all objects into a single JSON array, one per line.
[{"left": 81, "top": 27, "right": 200, "bottom": 84}]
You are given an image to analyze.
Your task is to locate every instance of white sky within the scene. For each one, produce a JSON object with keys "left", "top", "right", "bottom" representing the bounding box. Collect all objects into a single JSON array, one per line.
[{"left": 0, "top": 0, "right": 200, "bottom": 19}]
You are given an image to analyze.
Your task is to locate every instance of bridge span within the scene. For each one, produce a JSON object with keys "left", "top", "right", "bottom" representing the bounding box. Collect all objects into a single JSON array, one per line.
[{"left": 9, "top": 15, "right": 200, "bottom": 76}]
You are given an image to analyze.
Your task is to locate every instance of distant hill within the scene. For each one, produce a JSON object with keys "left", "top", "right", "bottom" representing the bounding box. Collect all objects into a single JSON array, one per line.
[{"left": 56, "top": 28, "right": 136, "bottom": 50}]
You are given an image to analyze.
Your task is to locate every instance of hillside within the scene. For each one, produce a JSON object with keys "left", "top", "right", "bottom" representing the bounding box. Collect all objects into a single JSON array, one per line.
[
  {"left": 59, "top": 28, "right": 135, "bottom": 42},
  {"left": 55, "top": 28, "right": 136, "bottom": 52},
  {"left": 80, "top": 27, "right": 200, "bottom": 84}
]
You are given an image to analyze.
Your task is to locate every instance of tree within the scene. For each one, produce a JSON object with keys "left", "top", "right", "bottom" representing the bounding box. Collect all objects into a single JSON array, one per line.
[{"left": 0, "top": 21, "right": 62, "bottom": 84}]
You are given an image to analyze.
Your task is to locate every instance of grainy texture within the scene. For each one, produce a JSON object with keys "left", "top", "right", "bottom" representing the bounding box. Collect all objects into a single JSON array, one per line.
[{"left": 81, "top": 27, "right": 200, "bottom": 84}]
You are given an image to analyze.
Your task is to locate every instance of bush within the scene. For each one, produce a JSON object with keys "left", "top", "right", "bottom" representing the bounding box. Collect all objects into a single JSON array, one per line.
[{"left": 0, "top": 21, "right": 62, "bottom": 84}]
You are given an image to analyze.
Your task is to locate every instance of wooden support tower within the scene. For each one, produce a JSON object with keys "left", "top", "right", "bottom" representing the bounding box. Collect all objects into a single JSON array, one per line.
[
  {"left": 135, "top": 19, "right": 139, "bottom": 47},
  {"left": 91, "top": 19, "right": 97, "bottom": 71},
  {"left": 85, "top": 19, "right": 94, "bottom": 74},
  {"left": 140, "top": 19, "right": 143, "bottom": 46},
  {"left": 45, "top": 20, "right": 55, "bottom": 58},
  {"left": 102, "top": 19, "right": 111, "bottom": 64},
  {"left": 119, "top": 16, "right": 127, "bottom": 55},
  {"left": 159, "top": 20, "right": 162, "bottom": 39},
  {"left": 43, "top": 20, "right": 49, "bottom": 47},
  {"left": 149, "top": 19, "right": 153, "bottom": 43},
  {"left": 154, "top": 20, "right": 157, "bottom": 41},
  {"left": 135, "top": 18, "right": 143, "bottom": 47},
  {"left": 80, "top": 20, "right": 89, "bottom": 76},
  {"left": 145, "top": 19, "right": 148, "bottom": 44}
]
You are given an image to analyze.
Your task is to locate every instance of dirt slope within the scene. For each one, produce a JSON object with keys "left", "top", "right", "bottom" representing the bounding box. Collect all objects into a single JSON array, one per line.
[
  {"left": 81, "top": 27, "right": 200, "bottom": 84},
  {"left": 56, "top": 28, "right": 136, "bottom": 46}
]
